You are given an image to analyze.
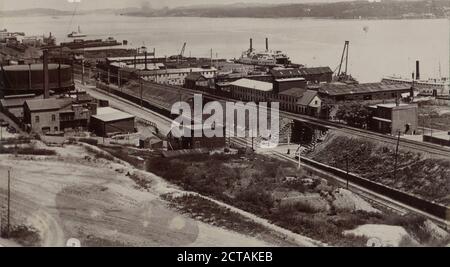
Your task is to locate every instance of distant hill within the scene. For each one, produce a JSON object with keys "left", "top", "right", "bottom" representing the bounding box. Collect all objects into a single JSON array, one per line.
[
  {"left": 123, "top": 0, "right": 450, "bottom": 19},
  {"left": 0, "top": 8, "right": 73, "bottom": 17}
]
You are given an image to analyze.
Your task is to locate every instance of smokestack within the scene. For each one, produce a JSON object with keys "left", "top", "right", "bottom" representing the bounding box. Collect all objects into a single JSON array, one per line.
[
  {"left": 415, "top": 60, "right": 420, "bottom": 80},
  {"left": 250, "top": 38, "right": 253, "bottom": 51},
  {"left": 266, "top": 37, "right": 268, "bottom": 51},
  {"left": 43, "top": 49, "right": 49, "bottom": 99}
]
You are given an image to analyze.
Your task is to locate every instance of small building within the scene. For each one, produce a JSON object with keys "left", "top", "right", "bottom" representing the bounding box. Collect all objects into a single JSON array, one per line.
[
  {"left": 23, "top": 98, "right": 74, "bottom": 134},
  {"left": 0, "top": 94, "right": 42, "bottom": 119},
  {"left": 184, "top": 72, "right": 210, "bottom": 89},
  {"left": 90, "top": 107, "right": 135, "bottom": 137},
  {"left": 297, "top": 90, "right": 322, "bottom": 117},
  {"left": 369, "top": 103, "right": 418, "bottom": 135},
  {"left": 229, "top": 78, "right": 273, "bottom": 102},
  {"left": 276, "top": 88, "right": 322, "bottom": 117}
]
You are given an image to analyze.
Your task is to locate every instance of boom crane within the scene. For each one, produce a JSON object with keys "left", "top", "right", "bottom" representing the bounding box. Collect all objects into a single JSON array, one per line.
[{"left": 334, "top": 41, "right": 358, "bottom": 84}]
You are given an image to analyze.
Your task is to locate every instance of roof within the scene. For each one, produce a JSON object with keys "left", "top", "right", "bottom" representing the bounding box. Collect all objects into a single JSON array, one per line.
[
  {"left": 317, "top": 82, "right": 411, "bottom": 96},
  {"left": 3, "top": 64, "right": 71, "bottom": 71},
  {"left": 92, "top": 107, "right": 135, "bottom": 122},
  {"left": 279, "top": 87, "right": 307, "bottom": 98},
  {"left": 271, "top": 67, "right": 332, "bottom": 78},
  {"left": 297, "top": 90, "right": 319, "bottom": 106},
  {"left": 185, "top": 72, "right": 206, "bottom": 81},
  {"left": 1, "top": 94, "right": 41, "bottom": 108},
  {"left": 275, "top": 77, "right": 306, "bottom": 83},
  {"left": 230, "top": 78, "right": 273, "bottom": 92},
  {"left": 25, "top": 98, "right": 73, "bottom": 112}
]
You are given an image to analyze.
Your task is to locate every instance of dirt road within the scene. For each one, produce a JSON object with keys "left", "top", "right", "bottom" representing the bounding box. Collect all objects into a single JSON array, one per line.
[{"left": 0, "top": 145, "right": 270, "bottom": 247}]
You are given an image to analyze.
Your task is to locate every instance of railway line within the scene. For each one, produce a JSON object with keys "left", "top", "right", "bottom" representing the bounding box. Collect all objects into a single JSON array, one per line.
[{"left": 78, "top": 80, "right": 449, "bottom": 228}]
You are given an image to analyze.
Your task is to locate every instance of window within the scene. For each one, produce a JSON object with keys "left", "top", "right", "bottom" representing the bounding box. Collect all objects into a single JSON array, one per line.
[
  {"left": 54, "top": 127, "right": 58, "bottom": 132},
  {"left": 35, "top": 116, "right": 39, "bottom": 123},
  {"left": 315, "top": 100, "right": 318, "bottom": 105},
  {"left": 52, "top": 114, "right": 56, "bottom": 121}
]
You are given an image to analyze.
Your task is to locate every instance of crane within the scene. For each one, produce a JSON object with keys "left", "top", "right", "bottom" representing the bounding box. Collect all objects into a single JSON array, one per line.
[
  {"left": 179, "top": 42, "right": 186, "bottom": 59},
  {"left": 334, "top": 41, "right": 358, "bottom": 84}
]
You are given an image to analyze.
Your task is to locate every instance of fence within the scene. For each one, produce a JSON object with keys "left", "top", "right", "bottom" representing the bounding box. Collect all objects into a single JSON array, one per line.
[{"left": 302, "top": 156, "right": 450, "bottom": 222}]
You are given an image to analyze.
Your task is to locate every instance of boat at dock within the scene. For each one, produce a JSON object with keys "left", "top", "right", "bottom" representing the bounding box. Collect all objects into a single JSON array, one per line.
[{"left": 236, "top": 38, "right": 290, "bottom": 67}]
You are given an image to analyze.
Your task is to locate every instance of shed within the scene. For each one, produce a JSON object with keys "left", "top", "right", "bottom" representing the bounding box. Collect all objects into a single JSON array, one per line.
[{"left": 90, "top": 107, "right": 135, "bottom": 137}]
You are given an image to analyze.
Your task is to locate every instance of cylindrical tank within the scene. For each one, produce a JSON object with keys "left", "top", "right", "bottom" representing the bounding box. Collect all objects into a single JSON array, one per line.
[{"left": 0, "top": 63, "right": 74, "bottom": 96}]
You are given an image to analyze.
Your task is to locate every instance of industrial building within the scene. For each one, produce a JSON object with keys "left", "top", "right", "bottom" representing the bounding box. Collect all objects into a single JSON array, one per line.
[
  {"left": 368, "top": 103, "right": 418, "bottom": 135},
  {"left": 276, "top": 87, "right": 322, "bottom": 117},
  {"left": 141, "top": 67, "right": 217, "bottom": 86},
  {"left": 0, "top": 63, "right": 74, "bottom": 97},
  {"left": 315, "top": 82, "right": 412, "bottom": 102},
  {"left": 90, "top": 107, "right": 136, "bottom": 137},
  {"left": 184, "top": 72, "right": 211, "bottom": 90},
  {"left": 229, "top": 78, "right": 273, "bottom": 102}
]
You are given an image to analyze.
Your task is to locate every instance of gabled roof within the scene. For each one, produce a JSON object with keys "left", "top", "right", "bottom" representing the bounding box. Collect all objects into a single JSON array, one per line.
[
  {"left": 297, "top": 90, "right": 319, "bottom": 106},
  {"left": 25, "top": 98, "right": 73, "bottom": 112}
]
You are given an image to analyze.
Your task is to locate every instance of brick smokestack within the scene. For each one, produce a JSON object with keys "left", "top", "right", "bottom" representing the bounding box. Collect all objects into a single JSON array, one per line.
[
  {"left": 415, "top": 60, "right": 420, "bottom": 80},
  {"left": 250, "top": 38, "right": 253, "bottom": 51},
  {"left": 43, "top": 49, "right": 49, "bottom": 99},
  {"left": 266, "top": 37, "right": 268, "bottom": 51}
]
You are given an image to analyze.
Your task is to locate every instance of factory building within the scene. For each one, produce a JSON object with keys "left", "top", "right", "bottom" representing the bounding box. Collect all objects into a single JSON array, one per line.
[
  {"left": 368, "top": 103, "right": 418, "bottom": 135},
  {"left": 273, "top": 77, "right": 307, "bottom": 93},
  {"left": 0, "top": 64, "right": 74, "bottom": 97},
  {"left": 90, "top": 107, "right": 135, "bottom": 137},
  {"left": 315, "top": 82, "right": 412, "bottom": 102}
]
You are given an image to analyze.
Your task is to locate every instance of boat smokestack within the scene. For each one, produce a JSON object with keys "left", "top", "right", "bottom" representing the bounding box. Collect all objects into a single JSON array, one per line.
[
  {"left": 43, "top": 49, "right": 49, "bottom": 99},
  {"left": 250, "top": 38, "right": 253, "bottom": 51},
  {"left": 416, "top": 60, "right": 420, "bottom": 80},
  {"left": 266, "top": 37, "right": 268, "bottom": 51}
]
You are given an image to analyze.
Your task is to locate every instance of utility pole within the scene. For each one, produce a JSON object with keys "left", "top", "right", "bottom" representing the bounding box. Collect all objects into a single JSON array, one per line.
[
  {"left": 139, "top": 70, "right": 143, "bottom": 107},
  {"left": 297, "top": 145, "right": 302, "bottom": 170},
  {"left": 393, "top": 131, "right": 401, "bottom": 180},
  {"left": 7, "top": 169, "right": 11, "bottom": 237},
  {"left": 345, "top": 154, "right": 349, "bottom": 189}
]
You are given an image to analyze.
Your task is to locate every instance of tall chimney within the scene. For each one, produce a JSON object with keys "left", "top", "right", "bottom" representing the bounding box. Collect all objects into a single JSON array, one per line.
[
  {"left": 43, "top": 49, "right": 49, "bottom": 99},
  {"left": 415, "top": 60, "right": 420, "bottom": 80},
  {"left": 250, "top": 38, "right": 253, "bottom": 51},
  {"left": 266, "top": 37, "right": 269, "bottom": 51}
]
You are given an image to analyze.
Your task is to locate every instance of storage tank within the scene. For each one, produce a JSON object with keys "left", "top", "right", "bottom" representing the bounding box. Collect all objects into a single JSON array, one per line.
[{"left": 0, "top": 63, "right": 74, "bottom": 97}]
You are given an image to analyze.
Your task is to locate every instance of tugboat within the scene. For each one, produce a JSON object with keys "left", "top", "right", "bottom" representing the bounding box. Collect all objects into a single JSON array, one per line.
[
  {"left": 67, "top": 26, "right": 87, "bottom": 38},
  {"left": 237, "top": 38, "right": 290, "bottom": 67}
]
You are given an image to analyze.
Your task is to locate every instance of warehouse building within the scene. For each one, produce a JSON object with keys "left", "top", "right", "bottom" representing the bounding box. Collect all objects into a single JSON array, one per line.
[
  {"left": 90, "top": 107, "right": 135, "bottom": 137},
  {"left": 230, "top": 78, "right": 273, "bottom": 102},
  {"left": 315, "top": 82, "right": 412, "bottom": 102},
  {"left": 0, "top": 94, "right": 43, "bottom": 119}
]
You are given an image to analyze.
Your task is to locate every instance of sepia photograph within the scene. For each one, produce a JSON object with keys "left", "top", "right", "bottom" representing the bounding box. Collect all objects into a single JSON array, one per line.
[{"left": 0, "top": 0, "right": 449, "bottom": 256}]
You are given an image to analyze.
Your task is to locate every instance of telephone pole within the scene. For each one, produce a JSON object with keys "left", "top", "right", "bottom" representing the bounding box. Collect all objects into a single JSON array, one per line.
[{"left": 393, "top": 131, "right": 401, "bottom": 180}]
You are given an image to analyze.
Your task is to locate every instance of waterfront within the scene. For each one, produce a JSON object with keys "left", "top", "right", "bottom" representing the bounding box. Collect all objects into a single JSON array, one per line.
[{"left": 1, "top": 14, "right": 449, "bottom": 82}]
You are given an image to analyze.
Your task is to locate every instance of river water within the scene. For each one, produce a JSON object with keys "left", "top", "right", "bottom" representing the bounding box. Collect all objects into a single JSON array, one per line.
[{"left": 1, "top": 14, "right": 449, "bottom": 82}]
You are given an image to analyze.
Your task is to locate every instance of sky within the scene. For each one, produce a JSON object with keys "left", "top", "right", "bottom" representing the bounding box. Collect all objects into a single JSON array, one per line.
[{"left": 0, "top": 0, "right": 364, "bottom": 11}]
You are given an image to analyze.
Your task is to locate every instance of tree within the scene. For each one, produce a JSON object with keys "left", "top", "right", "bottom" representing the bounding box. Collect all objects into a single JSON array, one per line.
[{"left": 335, "top": 103, "right": 371, "bottom": 129}]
